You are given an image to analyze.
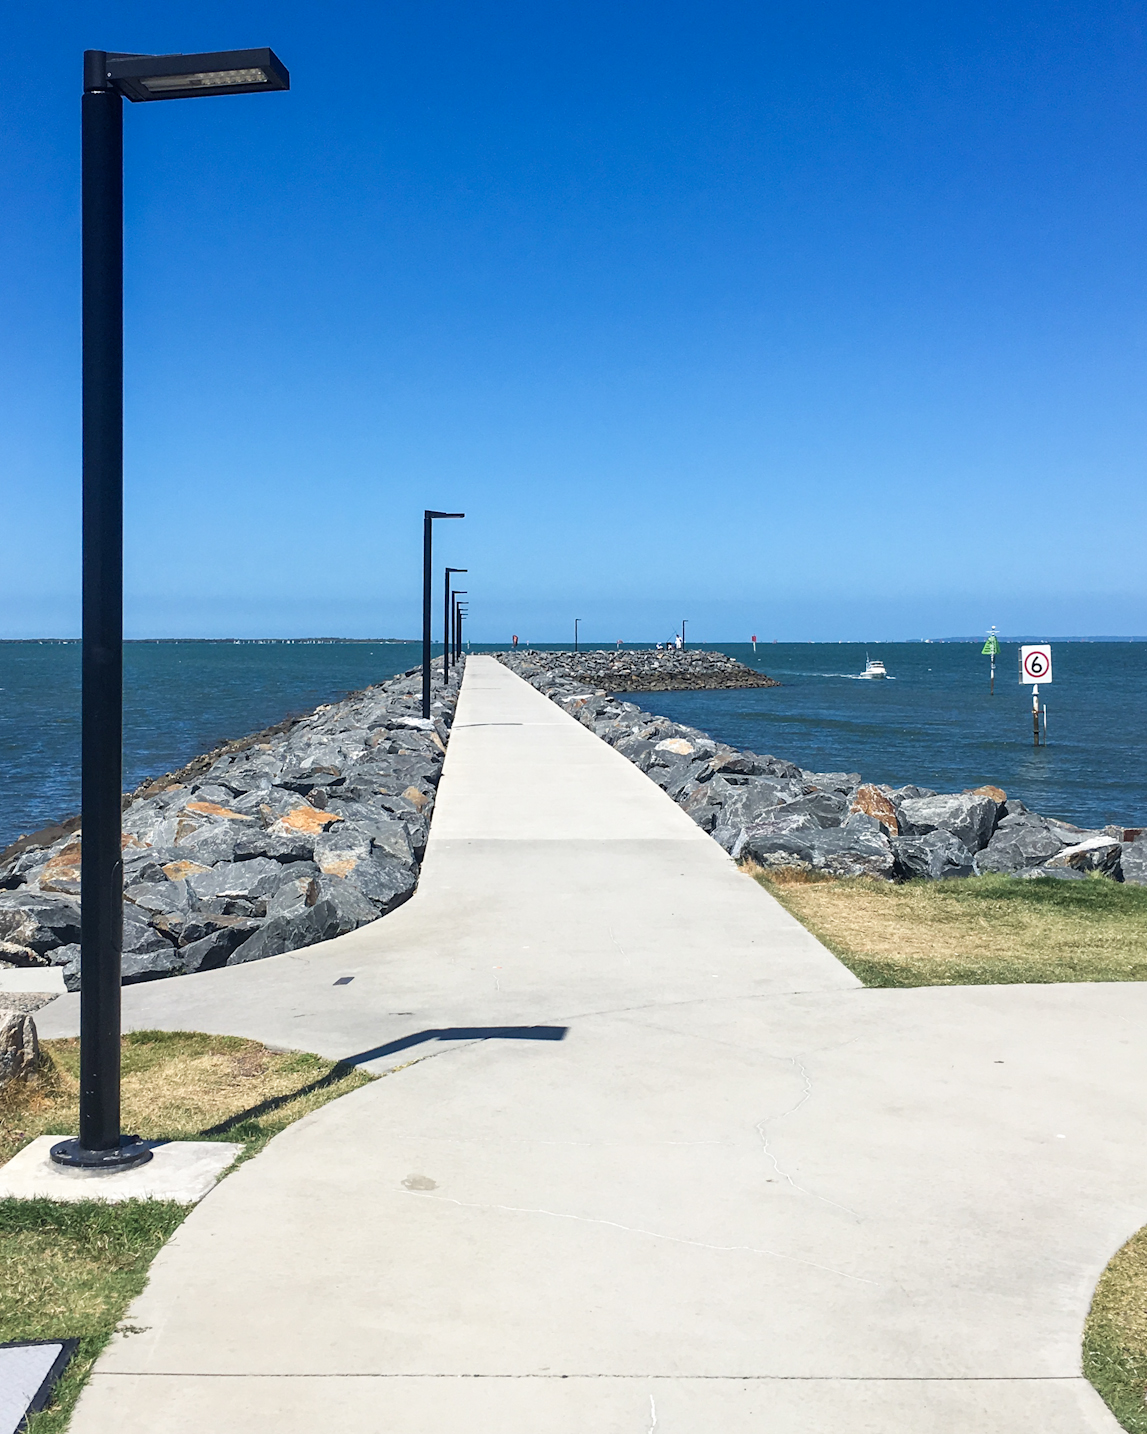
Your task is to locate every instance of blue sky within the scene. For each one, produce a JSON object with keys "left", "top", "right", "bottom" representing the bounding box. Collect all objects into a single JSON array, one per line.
[{"left": 2, "top": 0, "right": 1146, "bottom": 642}]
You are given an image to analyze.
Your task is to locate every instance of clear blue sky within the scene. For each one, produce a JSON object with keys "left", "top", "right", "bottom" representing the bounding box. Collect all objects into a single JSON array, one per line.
[{"left": 3, "top": 0, "right": 1146, "bottom": 643}]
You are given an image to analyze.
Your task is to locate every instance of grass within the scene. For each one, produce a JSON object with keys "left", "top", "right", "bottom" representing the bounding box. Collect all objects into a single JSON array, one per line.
[
  {"left": 747, "top": 865, "right": 1147, "bottom": 986},
  {"left": 1085, "top": 1227, "right": 1147, "bottom": 1432},
  {"left": 0, "top": 1031, "right": 372, "bottom": 1431}
]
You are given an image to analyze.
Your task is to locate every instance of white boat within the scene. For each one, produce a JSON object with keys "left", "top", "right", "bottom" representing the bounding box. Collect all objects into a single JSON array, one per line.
[{"left": 861, "top": 655, "right": 888, "bottom": 679}]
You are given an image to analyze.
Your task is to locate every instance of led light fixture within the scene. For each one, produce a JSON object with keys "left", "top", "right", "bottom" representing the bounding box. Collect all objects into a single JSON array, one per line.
[{"left": 102, "top": 48, "right": 289, "bottom": 102}]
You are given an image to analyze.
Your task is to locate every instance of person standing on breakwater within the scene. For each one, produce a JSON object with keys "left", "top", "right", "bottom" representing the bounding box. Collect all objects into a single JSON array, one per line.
[{"left": 512, "top": 635, "right": 518, "bottom": 648}]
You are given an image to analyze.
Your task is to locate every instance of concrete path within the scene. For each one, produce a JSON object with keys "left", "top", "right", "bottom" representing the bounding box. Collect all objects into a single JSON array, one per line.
[{"left": 49, "top": 656, "right": 1145, "bottom": 1432}]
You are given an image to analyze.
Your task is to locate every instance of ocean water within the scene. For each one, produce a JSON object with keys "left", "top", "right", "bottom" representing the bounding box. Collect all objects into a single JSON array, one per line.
[
  {"left": 1, "top": 639, "right": 1144, "bottom": 852},
  {"left": 610, "top": 641, "right": 1147, "bottom": 832},
  {"left": 0, "top": 641, "right": 425, "bottom": 850}
]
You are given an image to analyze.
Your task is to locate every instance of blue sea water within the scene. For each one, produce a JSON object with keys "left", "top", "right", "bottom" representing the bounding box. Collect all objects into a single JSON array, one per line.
[
  {"left": 0, "top": 640, "right": 424, "bottom": 850},
  {"left": 614, "top": 641, "right": 1147, "bottom": 833},
  {"left": 1, "top": 639, "right": 1144, "bottom": 851}
]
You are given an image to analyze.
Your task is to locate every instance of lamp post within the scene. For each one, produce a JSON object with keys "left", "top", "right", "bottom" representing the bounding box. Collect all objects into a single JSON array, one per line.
[
  {"left": 444, "top": 568, "right": 466, "bottom": 678},
  {"left": 457, "top": 604, "right": 468, "bottom": 655},
  {"left": 52, "top": 48, "right": 289, "bottom": 1173},
  {"left": 452, "top": 591, "right": 466, "bottom": 663},
  {"left": 423, "top": 511, "right": 464, "bottom": 717},
  {"left": 681, "top": 620, "right": 687, "bottom": 650},
  {"left": 574, "top": 618, "right": 581, "bottom": 653}
]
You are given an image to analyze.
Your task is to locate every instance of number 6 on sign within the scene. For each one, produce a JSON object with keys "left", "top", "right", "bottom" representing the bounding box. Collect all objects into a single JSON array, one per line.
[{"left": 1020, "top": 645, "right": 1052, "bottom": 684}]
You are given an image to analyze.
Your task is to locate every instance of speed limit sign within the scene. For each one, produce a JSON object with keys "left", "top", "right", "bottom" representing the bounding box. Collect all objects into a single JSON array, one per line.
[{"left": 1020, "top": 644, "right": 1052, "bottom": 684}]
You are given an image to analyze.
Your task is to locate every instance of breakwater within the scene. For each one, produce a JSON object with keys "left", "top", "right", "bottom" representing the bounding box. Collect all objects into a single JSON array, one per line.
[
  {"left": 494, "top": 650, "right": 1147, "bottom": 886},
  {"left": 508, "top": 648, "right": 779, "bottom": 691},
  {"left": 0, "top": 660, "right": 464, "bottom": 988}
]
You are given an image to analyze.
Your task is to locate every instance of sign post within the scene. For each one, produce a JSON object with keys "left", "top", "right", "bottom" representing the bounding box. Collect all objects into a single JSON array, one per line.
[
  {"left": 981, "top": 627, "right": 1000, "bottom": 695},
  {"left": 1019, "top": 644, "right": 1052, "bottom": 746}
]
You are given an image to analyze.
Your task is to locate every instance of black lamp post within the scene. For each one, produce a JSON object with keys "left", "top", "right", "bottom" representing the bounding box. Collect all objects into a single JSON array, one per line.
[
  {"left": 457, "top": 603, "right": 469, "bottom": 655},
  {"left": 444, "top": 568, "right": 466, "bottom": 677},
  {"left": 574, "top": 618, "right": 581, "bottom": 653},
  {"left": 423, "top": 511, "right": 463, "bottom": 717},
  {"left": 682, "top": 620, "right": 688, "bottom": 650},
  {"left": 452, "top": 591, "right": 466, "bottom": 663},
  {"left": 52, "top": 48, "right": 289, "bottom": 1173}
]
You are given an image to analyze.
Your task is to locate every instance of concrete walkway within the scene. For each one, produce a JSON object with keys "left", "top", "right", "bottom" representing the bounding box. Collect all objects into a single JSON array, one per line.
[{"left": 49, "top": 656, "right": 1147, "bottom": 1432}]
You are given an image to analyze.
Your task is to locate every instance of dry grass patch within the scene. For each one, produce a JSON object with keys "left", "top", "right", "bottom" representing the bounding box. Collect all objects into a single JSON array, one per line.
[
  {"left": 1085, "top": 1226, "right": 1147, "bottom": 1431},
  {"left": 0, "top": 1031, "right": 372, "bottom": 1432},
  {"left": 747, "top": 864, "right": 1147, "bottom": 986},
  {"left": 0, "top": 1030, "right": 371, "bottom": 1167}
]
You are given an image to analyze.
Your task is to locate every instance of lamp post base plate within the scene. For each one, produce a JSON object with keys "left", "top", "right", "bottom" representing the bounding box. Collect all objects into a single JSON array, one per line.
[{"left": 49, "top": 1136, "right": 153, "bottom": 1172}]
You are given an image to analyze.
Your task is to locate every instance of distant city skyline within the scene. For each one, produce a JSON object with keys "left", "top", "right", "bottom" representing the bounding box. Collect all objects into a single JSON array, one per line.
[{"left": 4, "top": 0, "right": 1147, "bottom": 642}]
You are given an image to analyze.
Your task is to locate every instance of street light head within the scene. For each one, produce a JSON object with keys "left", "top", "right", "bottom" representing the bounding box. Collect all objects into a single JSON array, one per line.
[{"left": 101, "top": 48, "right": 289, "bottom": 102}]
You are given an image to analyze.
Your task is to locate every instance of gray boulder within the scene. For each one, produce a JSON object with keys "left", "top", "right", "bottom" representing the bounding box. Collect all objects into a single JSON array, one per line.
[
  {"left": 349, "top": 854, "right": 418, "bottom": 913},
  {"left": 122, "top": 903, "right": 175, "bottom": 957},
  {"left": 0, "top": 896, "right": 81, "bottom": 955},
  {"left": 226, "top": 872, "right": 378, "bottom": 966},
  {"left": 176, "top": 821, "right": 257, "bottom": 866},
  {"left": 232, "top": 828, "right": 315, "bottom": 863},
  {"left": 124, "top": 880, "right": 190, "bottom": 917},
  {"left": 49, "top": 943, "right": 82, "bottom": 990},
  {"left": 179, "top": 920, "right": 262, "bottom": 973},
  {"left": 800, "top": 771, "right": 861, "bottom": 795},
  {"left": 0, "top": 1010, "right": 39, "bottom": 1089},
  {"left": 186, "top": 858, "right": 284, "bottom": 904},
  {"left": 893, "top": 829, "right": 975, "bottom": 881},
  {"left": 740, "top": 826, "right": 895, "bottom": 879},
  {"left": 1043, "top": 837, "right": 1122, "bottom": 876},
  {"left": 975, "top": 818, "right": 1065, "bottom": 875},
  {"left": 731, "top": 809, "right": 822, "bottom": 859},
  {"left": 1122, "top": 841, "right": 1147, "bottom": 886},
  {"left": 898, "top": 793, "right": 999, "bottom": 851},
  {"left": 774, "top": 791, "right": 848, "bottom": 828}
]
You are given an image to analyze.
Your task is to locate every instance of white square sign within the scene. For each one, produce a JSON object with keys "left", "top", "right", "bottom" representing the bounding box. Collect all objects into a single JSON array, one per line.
[{"left": 1020, "top": 644, "right": 1052, "bottom": 684}]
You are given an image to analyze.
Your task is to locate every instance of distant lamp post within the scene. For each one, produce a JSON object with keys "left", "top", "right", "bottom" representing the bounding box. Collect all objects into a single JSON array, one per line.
[
  {"left": 452, "top": 591, "right": 466, "bottom": 663},
  {"left": 681, "top": 620, "right": 687, "bottom": 650},
  {"left": 52, "top": 47, "right": 289, "bottom": 1174},
  {"left": 444, "top": 568, "right": 466, "bottom": 677},
  {"left": 574, "top": 618, "right": 581, "bottom": 653},
  {"left": 423, "top": 511, "right": 464, "bottom": 716}
]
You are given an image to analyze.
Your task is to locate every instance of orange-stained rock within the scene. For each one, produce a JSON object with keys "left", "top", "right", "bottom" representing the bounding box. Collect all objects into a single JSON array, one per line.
[
  {"left": 185, "top": 801, "right": 252, "bottom": 821},
  {"left": 969, "top": 785, "right": 1007, "bottom": 804},
  {"left": 276, "top": 805, "right": 343, "bottom": 834},
  {"left": 849, "top": 784, "right": 899, "bottom": 835},
  {"left": 122, "top": 833, "right": 145, "bottom": 849},
  {"left": 39, "top": 842, "right": 82, "bottom": 893},
  {"left": 402, "top": 786, "right": 430, "bottom": 812},
  {"left": 162, "top": 860, "right": 211, "bottom": 881},
  {"left": 319, "top": 857, "right": 357, "bottom": 878}
]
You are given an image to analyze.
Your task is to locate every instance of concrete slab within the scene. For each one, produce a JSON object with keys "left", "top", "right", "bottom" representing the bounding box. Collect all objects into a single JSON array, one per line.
[
  {"left": 0, "top": 1136, "right": 242, "bottom": 1204},
  {"left": 0, "top": 967, "right": 65, "bottom": 995},
  {"left": 56, "top": 659, "right": 1137, "bottom": 1431},
  {"left": 0, "top": 1342, "right": 72, "bottom": 1434}
]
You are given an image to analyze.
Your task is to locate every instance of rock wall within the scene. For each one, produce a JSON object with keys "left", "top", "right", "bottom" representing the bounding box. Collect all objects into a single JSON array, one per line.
[
  {"left": 506, "top": 648, "right": 778, "bottom": 691},
  {"left": 0, "top": 659, "right": 465, "bottom": 989},
  {"left": 494, "top": 651, "right": 1146, "bottom": 886}
]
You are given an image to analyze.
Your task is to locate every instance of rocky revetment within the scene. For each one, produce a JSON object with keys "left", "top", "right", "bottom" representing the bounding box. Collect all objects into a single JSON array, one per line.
[
  {"left": 507, "top": 647, "right": 779, "bottom": 691},
  {"left": 494, "top": 649, "right": 1147, "bottom": 887},
  {"left": 0, "top": 660, "right": 464, "bottom": 989}
]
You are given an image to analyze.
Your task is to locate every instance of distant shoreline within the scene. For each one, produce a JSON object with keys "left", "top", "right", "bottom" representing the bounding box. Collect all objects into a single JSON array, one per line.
[{"left": 3, "top": 636, "right": 1147, "bottom": 646}]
